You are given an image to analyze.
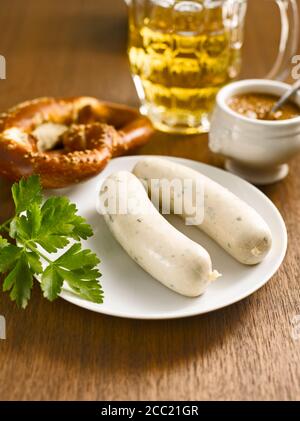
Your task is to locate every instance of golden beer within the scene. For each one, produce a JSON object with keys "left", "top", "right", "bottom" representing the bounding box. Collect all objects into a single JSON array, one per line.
[{"left": 128, "top": 0, "right": 245, "bottom": 134}]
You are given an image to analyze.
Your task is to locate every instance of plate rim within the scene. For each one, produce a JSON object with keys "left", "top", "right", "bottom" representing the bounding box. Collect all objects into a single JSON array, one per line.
[{"left": 58, "top": 155, "right": 288, "bottom": 320}]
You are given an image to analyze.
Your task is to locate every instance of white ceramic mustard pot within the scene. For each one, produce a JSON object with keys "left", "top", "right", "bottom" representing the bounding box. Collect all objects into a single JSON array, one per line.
[{"left": 209, "top": 79, "right": 300, "bottom": 185}]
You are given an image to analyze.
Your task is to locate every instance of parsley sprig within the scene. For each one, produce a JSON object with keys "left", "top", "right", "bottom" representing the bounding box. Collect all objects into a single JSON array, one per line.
[{"left": 0, "top": 175, "right": 103, "bottom": 308}]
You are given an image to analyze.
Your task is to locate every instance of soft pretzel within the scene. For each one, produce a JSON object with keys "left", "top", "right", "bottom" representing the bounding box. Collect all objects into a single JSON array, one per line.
[{"left": 0, "top": 97, "right": 154, "bottom": 189}]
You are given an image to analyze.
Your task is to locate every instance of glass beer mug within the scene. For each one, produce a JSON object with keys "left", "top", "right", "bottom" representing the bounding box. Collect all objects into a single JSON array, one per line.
[{"left": 125, "top": 0, "right": 299, "bottom": 134}]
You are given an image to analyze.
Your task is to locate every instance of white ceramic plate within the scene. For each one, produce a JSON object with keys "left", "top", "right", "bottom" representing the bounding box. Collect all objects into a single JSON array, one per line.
[{"left": 51, "top": 156, "right": 287, "bottom": 320}]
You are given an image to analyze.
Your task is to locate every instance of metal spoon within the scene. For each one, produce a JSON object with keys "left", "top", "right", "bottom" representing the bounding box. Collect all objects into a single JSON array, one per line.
[{"left": 270, "top": 78, "right": 300, "bottom": 114}]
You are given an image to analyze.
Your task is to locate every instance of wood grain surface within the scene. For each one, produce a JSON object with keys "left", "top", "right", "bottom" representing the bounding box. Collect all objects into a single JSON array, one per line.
[{"left": 1, "top": 0, "right": 300, "bottom": 401}]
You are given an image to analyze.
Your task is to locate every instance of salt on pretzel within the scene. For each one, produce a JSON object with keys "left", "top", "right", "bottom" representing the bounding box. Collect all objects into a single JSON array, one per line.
[{"left": 0, "top": 97, "right": 154, "bottom": 188}]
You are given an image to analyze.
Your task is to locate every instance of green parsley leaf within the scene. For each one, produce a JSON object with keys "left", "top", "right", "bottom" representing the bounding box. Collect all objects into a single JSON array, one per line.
[
  {"left": 12, "top": 175, "right": 42, "bottom": 214},
  {"left": 3, "top": 253, "right": 33, "bottom": 309},
  {"left": 36, "top": 197, "right": 92, "bottom": 252},
  {"left": 55, "top": 243, "right": 100, "bottom": 269},
  {"left": 10, "top": 202, "right": 41, "bottom": 241},
  {"left": 41, "top": 265, "right": 64, "bottom": 301},
  {"left": 25, "top": 251, "right": 43, "bottom": 274},
  {"left": 0, "top": 236, "right": 9, "bottom": 249},
  {"left": 0, "top": 239, "right": 22, "bottom": 273},
  {"left": 10, "top": 197, "right": 93, "bottom": 253},
  {"left": 41, "top": 244, "right": 103, "bottom": 304},
  {"left": 0, "top": 176, "right": 103, "bottom": 309}
]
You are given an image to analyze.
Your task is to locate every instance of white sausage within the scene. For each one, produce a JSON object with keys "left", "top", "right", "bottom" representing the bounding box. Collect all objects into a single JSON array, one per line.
[
  {"left": 99, "top": 171, "right": 220, "bottom": 297},
  {"left": 133, "top": 158, "right": 272, "bottom": 265}
]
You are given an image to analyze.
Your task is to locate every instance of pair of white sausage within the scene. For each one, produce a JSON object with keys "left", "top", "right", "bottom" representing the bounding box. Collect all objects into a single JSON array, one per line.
[
  {"left": 100, "top": 170, "right": 220, "bottom": 297},
  {"left": 100, "top": 158, "right": 272, "bottom": 297}
]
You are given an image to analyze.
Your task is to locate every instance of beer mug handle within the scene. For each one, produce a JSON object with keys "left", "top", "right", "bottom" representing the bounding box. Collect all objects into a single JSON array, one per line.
[{"left": 266, "top": 0, "right": 299, "bottom": 80}]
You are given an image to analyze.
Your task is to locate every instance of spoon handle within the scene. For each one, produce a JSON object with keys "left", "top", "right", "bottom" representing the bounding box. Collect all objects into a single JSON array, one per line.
[{"left": 271, "top": 79, "right": 300, "bottom": 114}]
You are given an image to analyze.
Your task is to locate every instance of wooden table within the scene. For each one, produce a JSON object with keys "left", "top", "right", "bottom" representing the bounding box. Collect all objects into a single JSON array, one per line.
[{"left": 1, "top": 0, "right": 300, "bottom": 401}]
